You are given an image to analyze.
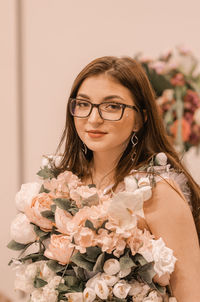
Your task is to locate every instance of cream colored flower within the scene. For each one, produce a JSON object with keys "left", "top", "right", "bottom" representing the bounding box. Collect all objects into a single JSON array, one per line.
[
  {"left": 94, "top": 280, "right": 109, "bottom": 300},
  {"left": 85, "top": 273, "right": 102, "bottom": 289},
  {"left": 117, "top": 268, "right": 131, "bottom": 278},
  {"left": 54, "top": 207, "right": 72, "bottom": 235},
  {"left": 151, "top": 238, "right": 177, "bottom": 277},
  {"left": 83, "top": 287, "right": 96, "bottom": 302},
  {"left": 15, "top": 182, "right": 41, "bottom": 212},
  {"left": 65, "top": 292, "right": 84, "bottom": 301},
  {"left": 113, "top": 280, "right": 131, "bottom": 299},
  {"left": 155, "top": 152, "right": 167, "bottom": 166},
  {"left": 101, "top": 273, "right": 119, "bottom": 286},
  {"left": 103, "top": 259, "right": 120, "bottom": 275},
  {"left": 138, "top": 177, "right": 150, "bottom": 188},
  {"left": 10, "top": 213, "right": 37, "bottom": 244},
  {"left": 124, "top": 175, "right": 138, "bottom": 192},
  {"left": 143, "top": 290, "right": 162, "bottom": 302}
]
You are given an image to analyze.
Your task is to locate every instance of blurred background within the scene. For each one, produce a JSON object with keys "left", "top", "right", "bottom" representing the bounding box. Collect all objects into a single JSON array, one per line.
[{"left": 1, "top": 0, "right": 200, "bottom": 300}]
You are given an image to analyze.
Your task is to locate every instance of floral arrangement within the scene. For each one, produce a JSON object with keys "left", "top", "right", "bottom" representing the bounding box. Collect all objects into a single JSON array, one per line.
[
  {"left": 136, "top": 46, "right": 200, "bottom": 152},
  {"left": 8, "top": 155, "right": 177, "bottom": 302}
]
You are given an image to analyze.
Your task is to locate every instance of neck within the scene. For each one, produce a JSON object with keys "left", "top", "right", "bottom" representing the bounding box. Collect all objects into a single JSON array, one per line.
[{"left": 90, "top": 147, "right": 124, "bottom": 189}]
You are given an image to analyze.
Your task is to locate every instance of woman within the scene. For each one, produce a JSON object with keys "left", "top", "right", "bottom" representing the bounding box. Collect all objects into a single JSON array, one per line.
[{"left": 55, "top": 56, "right": 200, "bottom": 301}]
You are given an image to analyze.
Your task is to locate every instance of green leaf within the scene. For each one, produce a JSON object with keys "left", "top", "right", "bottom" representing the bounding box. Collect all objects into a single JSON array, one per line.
[
  {"left": 57, "top": 283, "right": 70, "bottom": 292},
  {"left": 19, "top": 253, "right": 47, "bottom": 263},
  {"left": 119, "top": 252, "right": 137, "bottom": 270},
  {"left": 37, "top": 166, "right": 55, "bottom": 179},
  {"left": 34, "top": 277, "right": 48, "bottom": 288},
  {"left": 51, "top": 204, "right": 57, "bottom": 213},
  {"left": 47, "top": 260, "right": 65, "bottom": 273},
  {"left": 53, "top": 198, "right": 72, "bottom": 211},
  {"left": 137, "top": 262, "right": 156, "bottom": 284},
  {"left": 88, "top": 184, "right": 96, "bottom": 188},
  {"left": 39, "top": 184, "right": 50, "bottom": 194},
  {"left": 82, "top": 193, "right": 99, "bottom": 207},
  {"left": 41, "top": 210, "right": 55, "bottom": 222},
  {"left": 33, "top": 225, "right": 49, "bottom": 238},
  {"left": 71, "top": 252, "right": 94, "bottom": 271},
  {"left": 64, "top": 276, "right": 79, "bottom": 287},
  {"left": 7, "top": 240, "right": 28, "bottom": 251},
  {"left": 86, "top": 246, "right": 101, "bottom": 259},
  {"left": 85, "top": 220, "right": 96, "bottom": 231},
  {"left": 73, "top": 267, "right": 87, "bottom": 281},
  {"left": 134, "top": 253, "right": 148, "bottom": 266},
  {"left": 93, "top": 252, "right": 105, "bottom": 272}
]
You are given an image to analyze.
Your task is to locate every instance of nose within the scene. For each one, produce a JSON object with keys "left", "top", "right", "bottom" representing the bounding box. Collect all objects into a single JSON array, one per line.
[{"left": 87, "top": 106, "right": 103, "bottom": 124}]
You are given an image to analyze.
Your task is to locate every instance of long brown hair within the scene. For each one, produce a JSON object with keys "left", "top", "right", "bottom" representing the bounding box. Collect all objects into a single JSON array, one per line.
[{"left": 55, "top": 56, "right": 200, "bottom": 240}]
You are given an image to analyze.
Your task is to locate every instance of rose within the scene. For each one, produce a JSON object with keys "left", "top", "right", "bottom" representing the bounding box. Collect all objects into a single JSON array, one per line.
[
  {"left": 10, "top": 213, "right": 37, "bottom": 244},
  {"left": 44, "top": 234, "right": 74, "bottom": 264},
  {"left": 103, "top": 259, "right": 120, "bottom": 275},
  {"left": 65, "top": 292, "right": 83, "bottom": 302},
  {"left": 25, "top": 192, "right": 54, "bottom": 230},
  {"left": 86, "top": 273, "right": 102, "bottom": 289},
  {"left": 54, "top": 207, "right": 73, "bottom": 235},
  {"left": 117, "top": 268, "right": 131, "bottom": 278},
  {"left": 73, "top": 227, "right": 95, "bottom": 249},
  {"left": 138, "top": 177, "right": 150, "bottom": 187},
  {"left": 13, "top": 262, "right": 35, "bottom": 294},
  {"left": 94, "top": 280, "right": 109, "bottom": 300},
  {"left": 83, "top": 287, "right": 96, "bottom": 302},
  {"left": 129, "top": 280, "right": 150, "bottom": 297},
  {"left": 155, "top": 152, "right": 167, "bottom": 166},
  {"left": 151, "top": 238, "right": 177, "bottom": 277},
  {"left": 113, "top": 280, "right": 131, "bottom": 299},
  {"left": 15, "top": 182, "right": 41, "bottom": 212}
]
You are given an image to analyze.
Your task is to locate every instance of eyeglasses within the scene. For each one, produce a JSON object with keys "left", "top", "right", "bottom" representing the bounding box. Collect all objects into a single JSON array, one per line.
[{"left": 69, "top": 98, "right": 138, "bottom": 121}]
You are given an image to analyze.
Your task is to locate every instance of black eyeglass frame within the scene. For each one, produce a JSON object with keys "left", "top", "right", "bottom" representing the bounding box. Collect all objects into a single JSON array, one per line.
[{"left": 69, "top": 98, "right": 139, "bottom": 121}]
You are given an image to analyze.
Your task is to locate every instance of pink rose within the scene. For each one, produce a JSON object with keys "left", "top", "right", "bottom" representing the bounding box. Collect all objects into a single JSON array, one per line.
[
  {"left": 70, "top": 185, "right": 99, "bottom": 208},
  {"left": 25, "top": 192, "right": 54, "bottom": 230},
  {"left": 73, "top": 227, "right": 95, "bottom": 250},
  {"left": 44, "top": 234, "right": 74, "bottom": 265},
  {"left": 54, "top": 207, "right": 73, "bottom": 234}
]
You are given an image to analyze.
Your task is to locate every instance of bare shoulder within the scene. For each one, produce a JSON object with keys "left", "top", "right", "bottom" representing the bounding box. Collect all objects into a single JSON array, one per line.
[{"left": 144, "top": 179, "right": 200, "bottom": 300}]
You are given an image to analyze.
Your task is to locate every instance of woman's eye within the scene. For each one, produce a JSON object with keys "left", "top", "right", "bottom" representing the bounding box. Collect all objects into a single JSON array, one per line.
[
  {"left": 104, "top": 103, "right": 122, "bottom": 111},
  {"left": 76, "top": 100, "right": 90, "bottom": 108}
]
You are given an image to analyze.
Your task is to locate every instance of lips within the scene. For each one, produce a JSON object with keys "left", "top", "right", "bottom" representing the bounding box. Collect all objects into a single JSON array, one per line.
[{"left": 86, "top": 130, "right": 107, "bottom": 138}]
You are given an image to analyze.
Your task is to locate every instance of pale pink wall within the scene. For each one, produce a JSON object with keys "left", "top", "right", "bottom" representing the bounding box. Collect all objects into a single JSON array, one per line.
[{"left": 2, "top": 0, "right": 200, "bottom": 299}]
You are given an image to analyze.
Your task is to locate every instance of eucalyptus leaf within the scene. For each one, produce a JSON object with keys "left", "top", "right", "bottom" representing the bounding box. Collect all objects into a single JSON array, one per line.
[
  {"left": 73, "top": 267, "right": 87, "bottom": 281},
  {"left": 20, "top": 253, "right": 47, "bottom": 263},
  {"left": 37, "top": 166, "right": 55, "bottom": 179},
  {"left": 57, "top": 283, "right": 69, "bottom": 292},
  {"left": 134, "top": 253, "right": 148, "bottom": 266},
  {"left": 41, "top": 210, "right": 55, "bottom": 222},
  {"left": 53, "top": 198, "right": 72, "bottom": 211},
  {"left": 86, "top": 246, "right": 101, "bottom": 259},
  {"left": 64, "top": 276, "right": 79, "bottom": 287},
  {"left": 39, "top": 184, "right": 50, "bottom": 194},
  {"left": 71, "top": 252, "right": 94, "bottom": 271},
  {"left": 47, "top": 260, "right": 65, "bottom": 273},
  {"left": 82, "top": 193, "right": 99, "bottom": 207},
  {"left": 51, "top": 204, "right": 57, "bottom": 213},
  {"left": 119, "top": 253, "right": 136, "bottom": 270},
  {"left": 137, "top": 262, "right": 156, "bottom": 284},
  {"left": 33, "top": 225, "right": 49, "bottom": 238},
  {"left": 34, "top": 277, "right": 48, "bottom": 288},
  {"left": 93, "top": 252, "right": 105, "bottom": 272},
  {"left": 7, "top": 240, "right": 28, "bottom": 251}
]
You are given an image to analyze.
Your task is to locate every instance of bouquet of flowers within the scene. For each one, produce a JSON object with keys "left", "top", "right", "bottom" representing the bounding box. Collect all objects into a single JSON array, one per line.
[
  {"left": 136, "top": 46, "right": 200, "bottom": 153},
  {"left": 8, "top": 156, "right": 177, "bottom": 302}
]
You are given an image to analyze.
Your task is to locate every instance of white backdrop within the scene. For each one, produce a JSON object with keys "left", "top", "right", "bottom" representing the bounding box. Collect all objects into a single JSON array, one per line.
[{"left": 1, "top": 0, "right": 200, "bottom": 299}]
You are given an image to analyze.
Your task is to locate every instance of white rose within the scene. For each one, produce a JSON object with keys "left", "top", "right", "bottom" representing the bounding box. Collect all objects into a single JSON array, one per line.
[
  {"left": 15, "top": 182, "right": 41, "bottom": 212},
  {"left": 30, "top": 289, "right": 44, "bottom": 302},
  {"left": 42, "top": 156, "right": 51, "bottom": 168},
  {"left": 155, "top": 153, "right": 167, "bottom": 166},
  {"left": 25, "top": 262, "right": 38, "bottom": 279},
  {"left": 47, "top": 276, "right": 63, "bottom": 288},
  {"left": 14, "top": 262, "right": 35, "bottom": 293},
  {"left": 151, "top": 238, "right": 177, "bottom": 277},
  {"left": 128, "top": 280, "right": 143, "bottom": 296},
  {"left": 113, "top": 280, "right": 131, "bottom": 299},
  {"left": 94, "top": 280, "right": 109, "bottom": 300},
  {"left": 83, "top": 287, "right": 96, "bottom": 302},
  {"left": 138, "top": 177, "right": 150, "bottom": 188},
  {"left": 101, "top": 273, "right": 119, "bottom": 286},
  {"left": 194, "top": 108, "right": 200, "bottom": 126},
  {"left": 134, "top": 186, "right": 152, "bottom": 202},
  {"left": 40, "top": 263, "right": 55, "bottom": 281},
  {"left": 124, "top": 175, "right": 138, "bottom": 192},
  {"left": 103, "top": 259, "right": 120, "bottom": 275},
  {"left": 65, "top": 292, "right": 84, "bottom": 302},
  {"left": 10, "top": 213, "right": 37, "bottom": 244},
  {"left": 42, "top": 286, "right": 59, "bottom": 302}
]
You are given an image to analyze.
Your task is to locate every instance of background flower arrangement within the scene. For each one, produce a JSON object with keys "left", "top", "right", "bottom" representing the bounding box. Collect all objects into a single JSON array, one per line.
[
  {"left": 8, "top": 156, "right": 177, "bottom": 302},
  {"left": 136, "top": 46, "right": 200, "bottom": 153}
]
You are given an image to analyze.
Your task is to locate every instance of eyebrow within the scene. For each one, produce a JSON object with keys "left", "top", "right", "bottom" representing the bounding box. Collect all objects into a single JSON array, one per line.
[{"left": 76, "top": 93, "right": 125, "bottom": 102}]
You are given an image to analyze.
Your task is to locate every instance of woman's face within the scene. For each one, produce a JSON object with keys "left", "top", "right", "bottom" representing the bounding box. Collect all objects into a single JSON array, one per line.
[{"left": 73, "top": 74, "right": 141, "bottom": 155}]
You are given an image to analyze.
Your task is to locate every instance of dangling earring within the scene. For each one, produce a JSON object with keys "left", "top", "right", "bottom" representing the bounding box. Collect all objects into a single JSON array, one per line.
[
  {"left": 81, "top": 142, "right": 88, "bottom": 155},
  {"left": 131, "top": 132, "right": 138, "bottom": 161}
]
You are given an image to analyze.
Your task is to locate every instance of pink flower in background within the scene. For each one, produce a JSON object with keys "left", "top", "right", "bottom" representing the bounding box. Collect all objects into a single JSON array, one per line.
[
  {"left": 25, "top": 192, "right": 54, "bottom": 230},
  {"left": 170, "top": 73, "right": 185, "bottom": 86},
  {"left": 149, "top": 61, "right": 167, "bottom": 74},
  {"left": 170, "top": 118, "right": 191, "bottom": 142},
  {"left": 44, "top": 234, "right": 74, "bottom": 265}
]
